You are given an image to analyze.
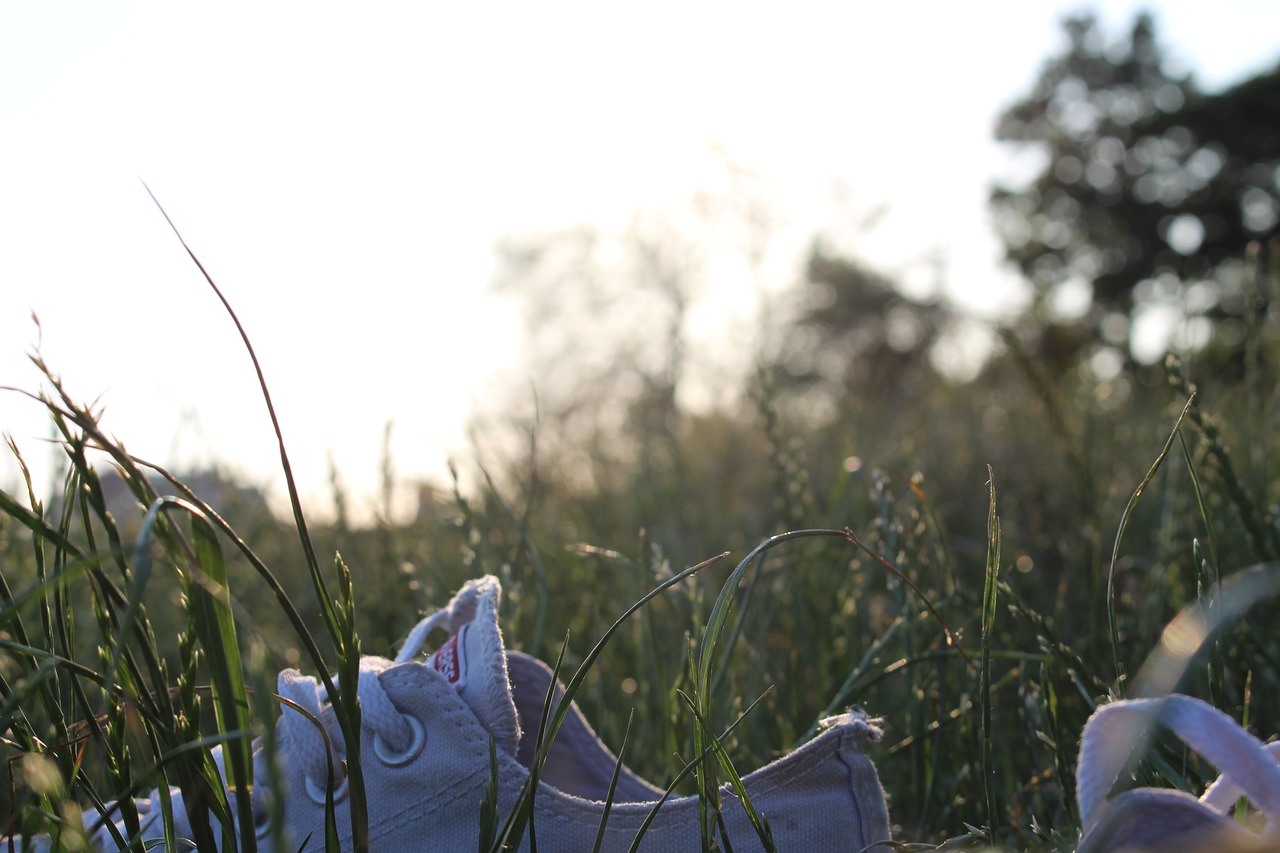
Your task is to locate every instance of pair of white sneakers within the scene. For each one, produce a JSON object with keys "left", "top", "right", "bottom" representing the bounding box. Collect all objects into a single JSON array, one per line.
[
  {"left": 8, "top": 576, "right": 893, "bottom": 851},
  {"left": 11, "top": 575, "right": 1280, "bottom": 851}
]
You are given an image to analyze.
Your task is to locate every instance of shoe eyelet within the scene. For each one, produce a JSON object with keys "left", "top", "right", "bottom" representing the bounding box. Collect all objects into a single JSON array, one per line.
[
  {"left": 254, "top": 811, "right": 272, "bottom": 839},
  {"left": 373, "top": 715, "right": 426, "bottom": 767},
  {"left": 305, "top": 771, "right": 350, "bottom": 806}
]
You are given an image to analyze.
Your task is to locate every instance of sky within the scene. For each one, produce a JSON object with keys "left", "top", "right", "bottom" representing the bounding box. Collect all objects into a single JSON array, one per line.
[{"left": 2, "top": 1, "right": 1277, "bottom": 522}]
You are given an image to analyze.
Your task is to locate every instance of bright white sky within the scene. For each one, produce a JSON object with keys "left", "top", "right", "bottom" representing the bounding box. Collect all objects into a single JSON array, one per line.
[{"left": 2, "top": 1, "right": 1277, "bottom": 521}]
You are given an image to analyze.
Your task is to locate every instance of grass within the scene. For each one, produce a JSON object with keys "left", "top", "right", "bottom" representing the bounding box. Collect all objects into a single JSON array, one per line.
[{"left": 1, "top": 222, "right": 1278, "bottom": 850}]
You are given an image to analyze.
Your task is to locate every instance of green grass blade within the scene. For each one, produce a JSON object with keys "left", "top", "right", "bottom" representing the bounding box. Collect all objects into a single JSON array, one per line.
[
  {"left": 189, "top": 512, "right": 256, "bottom": 852},
  {"left": 492, "top": 553, "right": 722, "bottom": 853},
  {"left": 677, "top": 689, "right": 776, "bottom": 853},
  {"left": 979, "top": 466, "right": 1001, "bottom": 840},
  {"left": 142, "top": 181, "right": 369, "bottom": 850},
  {"left": 590, "top": 708, "right": 634, "bottom": 853},
  {"left": 626, "top": 689, "right": 771, "bottom": 853},
  {"left": 696, "top": 530, "right": 850, "bottom": 714},
  {"left": 478, "top": 737, "right": 500, "bottom": 853},
  {"left": 1106, "top": 396, "right": 1194, "bottom": 693}
]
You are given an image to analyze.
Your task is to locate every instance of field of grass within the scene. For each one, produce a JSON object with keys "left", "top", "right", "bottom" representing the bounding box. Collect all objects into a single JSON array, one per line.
[{"left": 2, "top": 238, "right": 1278, "bottom": 851}]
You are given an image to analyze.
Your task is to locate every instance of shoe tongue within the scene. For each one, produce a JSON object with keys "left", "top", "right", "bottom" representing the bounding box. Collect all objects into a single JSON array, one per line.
[{"left": 425, "top": 577, "right": 521, "bottom": 755}]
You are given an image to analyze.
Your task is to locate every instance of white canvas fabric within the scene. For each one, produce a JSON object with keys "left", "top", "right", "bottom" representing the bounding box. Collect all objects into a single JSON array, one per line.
[
  {"left": 1075, "top": 694, "right": 1280, "bottom": 852},
  {"left": 10, "top": 575, "right": 893, "bottom": 852}
]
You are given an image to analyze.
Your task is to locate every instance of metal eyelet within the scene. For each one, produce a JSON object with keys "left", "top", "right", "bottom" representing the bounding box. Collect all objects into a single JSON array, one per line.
[
  {"left": 305, "top": 770, "right": 349, "bottom": 805},
  {"left": 373, "top": 715, "right": 426, "bottom": 767},
  {"left": 254, "top": 809, "right": 273, "bottom": 839}
]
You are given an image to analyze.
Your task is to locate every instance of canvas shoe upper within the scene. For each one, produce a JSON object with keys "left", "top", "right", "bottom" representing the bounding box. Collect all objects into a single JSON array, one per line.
[
  {"left": 1075, "top": 694, "right": 1280, "bottom": 853},
  {"left": 8, "top": 575, "right": 893, "bottom": 852}
]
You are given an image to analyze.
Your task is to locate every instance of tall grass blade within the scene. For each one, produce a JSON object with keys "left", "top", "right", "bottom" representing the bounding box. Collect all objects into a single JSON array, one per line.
[
  {"left": 478, "top": 737, "right": 500, "bottom": 853},
  {"left": 590, "top": 708, "right": 634, "bottom": 853},
  {"left": 693, "top": 530, "right": 856, "bottom": 850},
  {"left": 979, "top": 465, "right": 1001, "bottom": 841},
  {"left": 491, "top": 553, "right": 722, "bottom": 853},
  {"left": 625, "top": 689, "right": 771, "bottom": 853},
  {"left": 189, "top": 511, "right": 256, "bottom": 851},
  {"left": 1167, "top": 360, "right": 1278, "bottom": 560},
  {"left": 1106, "top": 395, "right": 1194, "bottom": 692},
  {"left": 141, "top": 183, "right": 368, "bottom": 850},
  {"left": 677, "top": 689, "right": 776, "bottom": 853}
]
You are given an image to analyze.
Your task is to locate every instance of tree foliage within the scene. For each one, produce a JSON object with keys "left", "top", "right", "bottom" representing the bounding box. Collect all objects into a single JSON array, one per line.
[
  {"left": 992, "top": 13, "right": 1280, "bottom": 373},
  {"left": 774, "top": 245, "right": 949, "bottom": 423}
]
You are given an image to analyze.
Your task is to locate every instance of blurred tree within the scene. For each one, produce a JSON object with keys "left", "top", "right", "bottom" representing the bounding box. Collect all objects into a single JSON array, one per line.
[
  {"left": 773, "top": 243, "right": 951, "bottom": 425},
  {"left": 489, "top": 215, "right": 699, "bottom": 459},
  {"left": 481, "top": 212, "right": 709, "bottom": 556},
  {"left": 991, "top": 12, "right": 1280, "bottom": 375}
]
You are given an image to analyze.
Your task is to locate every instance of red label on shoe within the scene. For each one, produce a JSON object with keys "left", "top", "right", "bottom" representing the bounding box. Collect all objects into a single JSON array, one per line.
[{"left": 432, "top": 627, "right": 467, "bottom": 685}]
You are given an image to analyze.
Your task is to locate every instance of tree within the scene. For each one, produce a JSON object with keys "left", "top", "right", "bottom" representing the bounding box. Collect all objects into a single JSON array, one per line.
[
  {"left": 488, "top": 215, "right": 700, "bottom": 454},
  {"left": 991, "top": 13, "right": 1280, "bottom": 374},
  {"left": 776, "top": 245, "right": 950, "bottom": 420}
]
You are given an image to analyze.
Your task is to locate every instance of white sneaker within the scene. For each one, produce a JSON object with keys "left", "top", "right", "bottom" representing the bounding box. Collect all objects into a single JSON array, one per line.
[
  {"left": 10, "top": 575, "right": 893, "bottom": 851},
  {"left": 1075, "top": 693, "right": 1280, "bottom": 852}
]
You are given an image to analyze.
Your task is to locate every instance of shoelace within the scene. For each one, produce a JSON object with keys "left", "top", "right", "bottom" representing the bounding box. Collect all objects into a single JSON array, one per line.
[
  {"left": 276, "top": 606, "right": 448, "bottom": 803},
  {"left": 1077, "top": 694, "right": 1280, "bottom": 840}
]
